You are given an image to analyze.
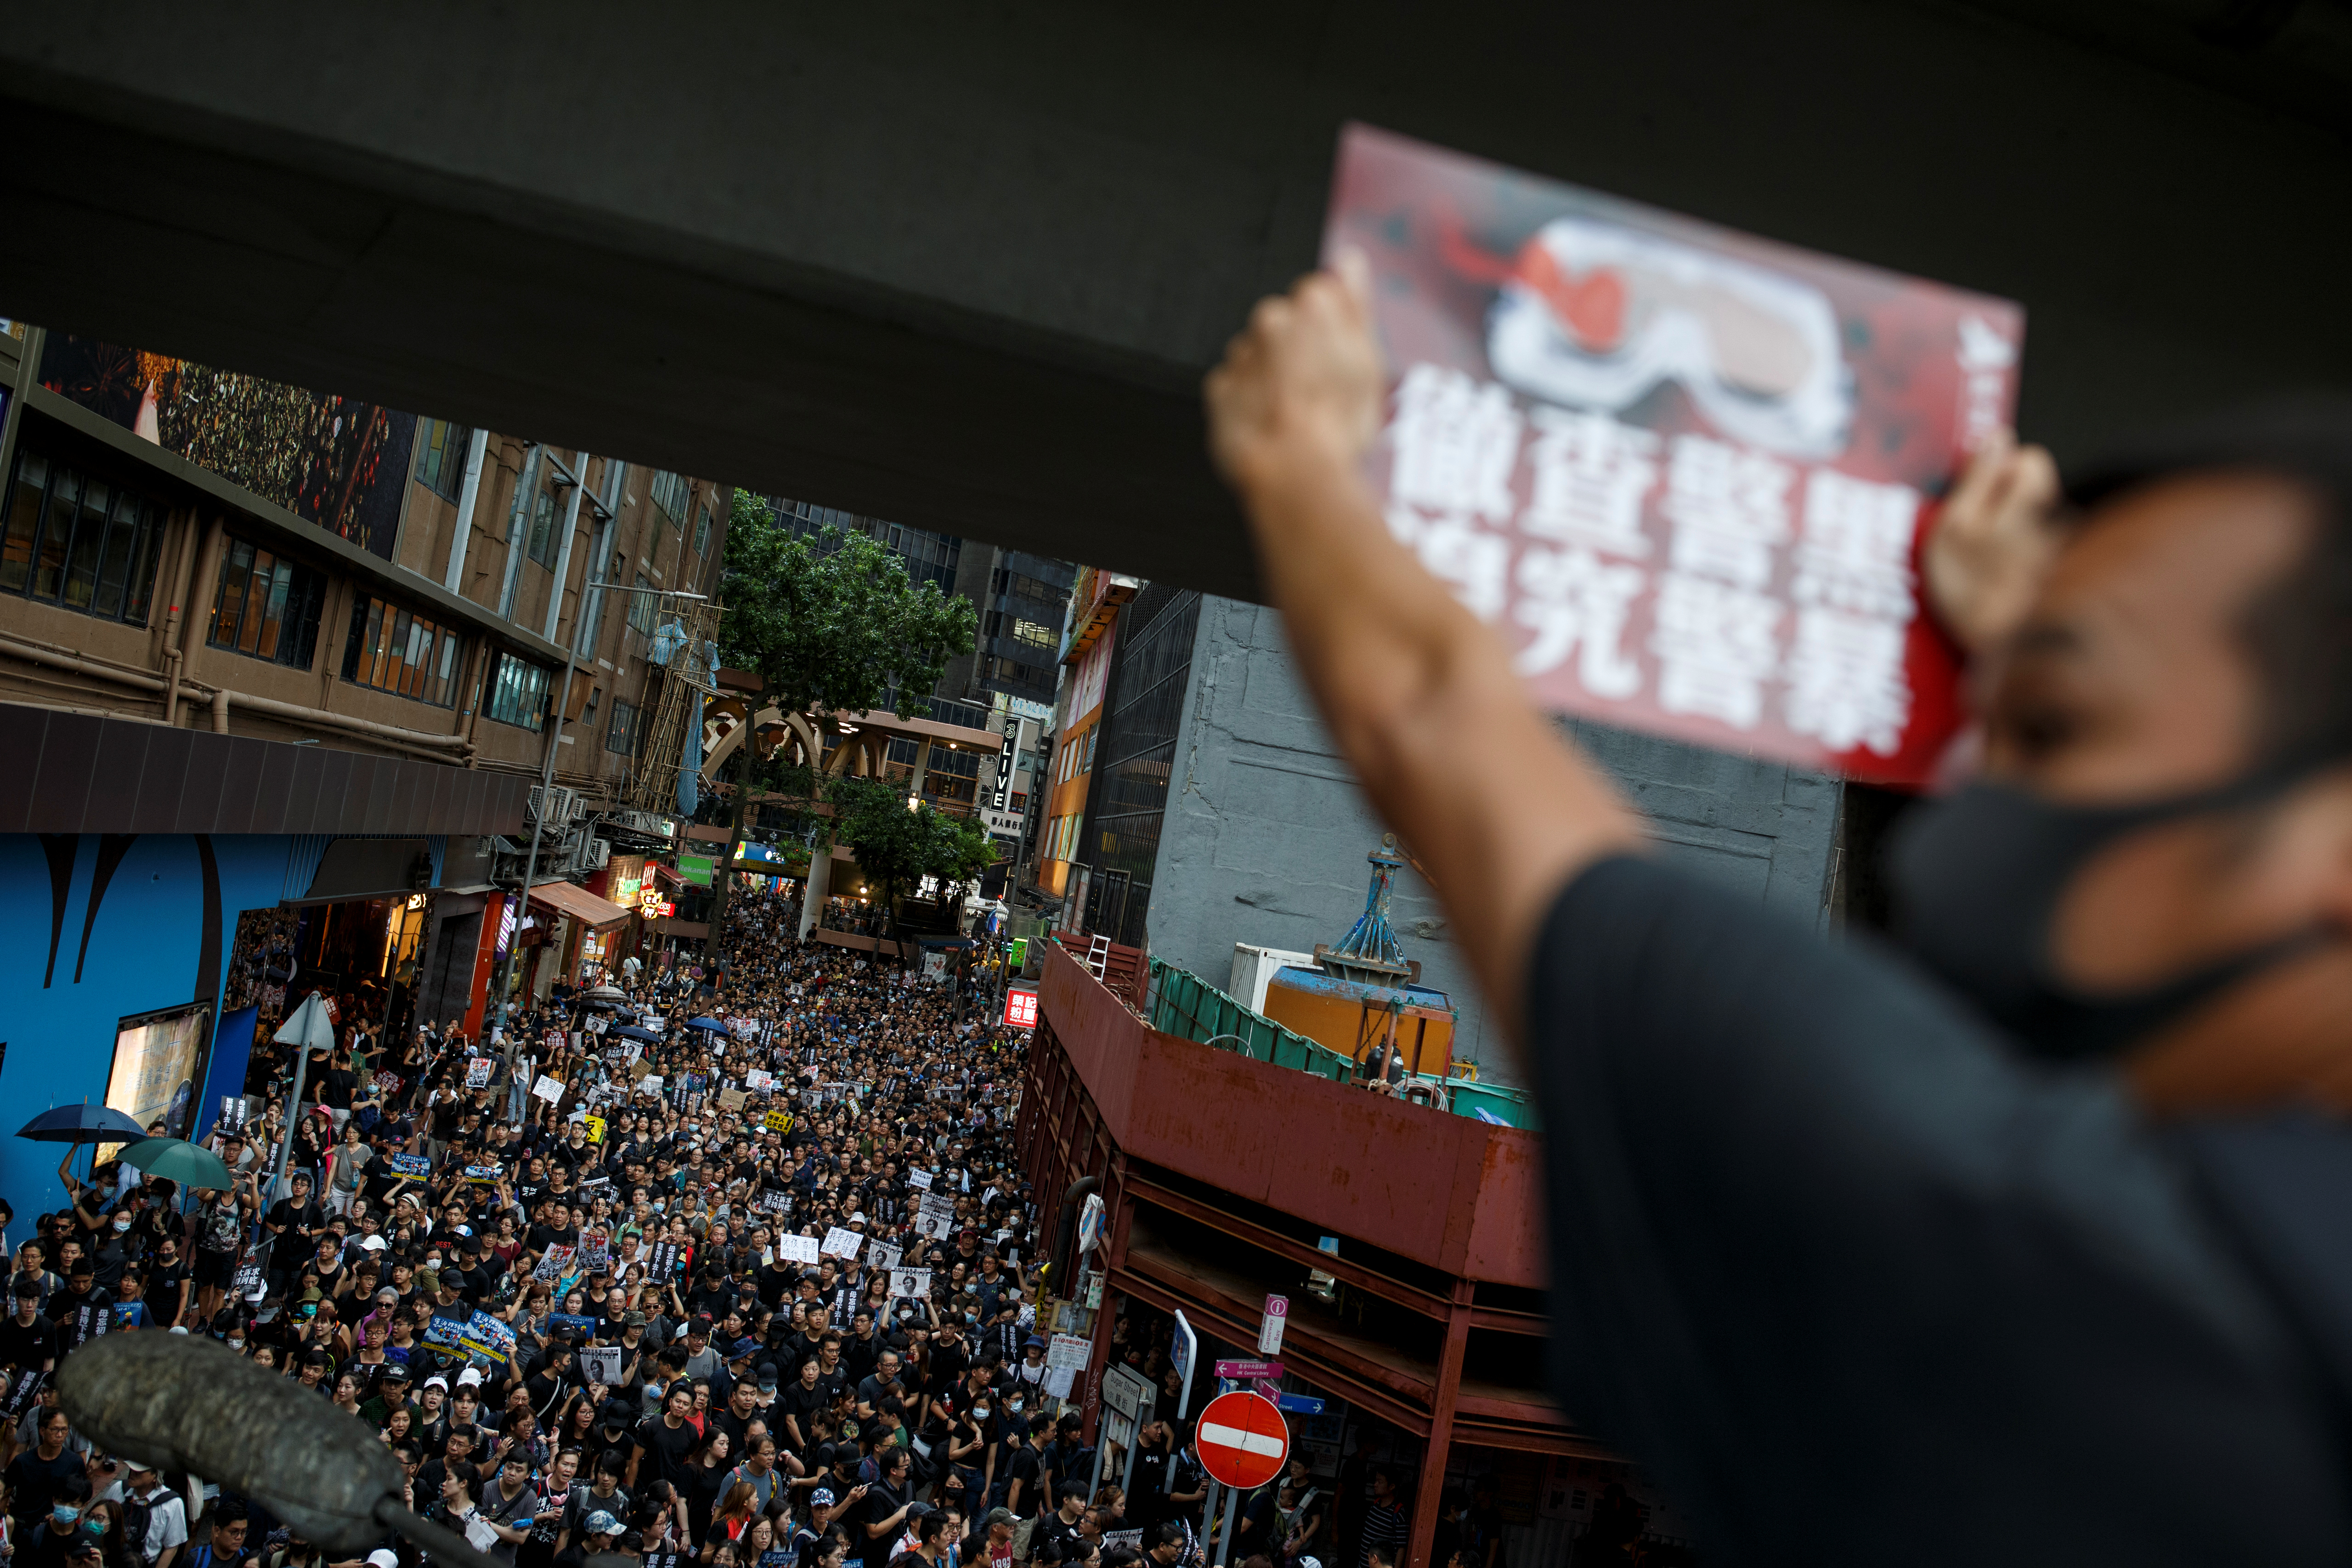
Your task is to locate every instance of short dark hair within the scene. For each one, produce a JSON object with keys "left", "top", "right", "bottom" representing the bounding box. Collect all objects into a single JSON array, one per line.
[{"left": 2069, "top": 398, "right": 2352, "bottom": 770}]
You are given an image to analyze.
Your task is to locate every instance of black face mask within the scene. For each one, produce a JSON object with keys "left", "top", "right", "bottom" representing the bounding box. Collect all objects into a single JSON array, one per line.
[{"left": 1887, "top": 770, "right": 2329, "bottom": 1061}]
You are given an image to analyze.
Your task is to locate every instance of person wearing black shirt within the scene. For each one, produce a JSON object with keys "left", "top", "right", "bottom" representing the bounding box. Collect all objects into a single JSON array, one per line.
[
  {"left": 855, "top": 1449, "right": 915, "bottom": 1568},
  {"left": 637, "top": 1385, "right": 700, "bottom": 1492},
  {"left": 1203, "top": 269, "right": 2352, "bottom": 1563},
  {"left": 774, "top": 1357, "right": 827, "bottom": 1455},
  {"left": 264, "top": 1178, "right": 326, "bottom": 1283},
  {"left": 0, "top": 1282, "right": 58, "bottom": 1380},
  {"left": 49, "top": 1263, "right": 110, "bottom": 1355}
]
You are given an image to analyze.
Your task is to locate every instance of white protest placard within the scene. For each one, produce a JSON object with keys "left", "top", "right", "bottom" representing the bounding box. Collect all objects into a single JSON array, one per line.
[
  {"left": 890, "top": 1268, "right": 933, "bottom": 1301},
  {"left": 577, "top": 1346, "right": 624, "bottom": 1386},
  {"left": 531, "top": 1074, "right": 566, "bottom": 1104},
  {"left": 465, "top": 1057, "right": 494, "bottom": 1088},
  {"left": 867, "top": 1240, "right": 902, "bottom": 1272},
  {"left": 777, "top": 1234, "right": 821, "bottom": 1265},
  {"left": 908, "top": 1169, "right": 933, "bottom": 1191},
  {"left": 1046, "top": 1333, "right": 1092, "bottom": 1372},
  {"left": 745, "top": 1069, "right": 775, "bottom": 1092},
  {"left": 820, "top": 1227, "right": 864, "bottom": 1260},
  {"left": 533, "top": 1245, "right": 576, "bottom": 1282}
]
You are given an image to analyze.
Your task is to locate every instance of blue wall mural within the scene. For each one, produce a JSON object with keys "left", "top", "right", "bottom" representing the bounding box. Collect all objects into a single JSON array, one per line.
[{"left": 0, "top": 833, "right": 292, "bottom": 1220}]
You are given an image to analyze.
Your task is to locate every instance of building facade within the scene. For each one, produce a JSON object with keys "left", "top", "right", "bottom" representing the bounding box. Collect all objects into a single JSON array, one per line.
[{"left": 0, "top": 324, "right": 730, "bottom": 1212}]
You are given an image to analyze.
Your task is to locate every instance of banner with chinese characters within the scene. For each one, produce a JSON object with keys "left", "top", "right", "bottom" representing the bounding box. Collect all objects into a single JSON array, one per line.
[{"left": 1324, "top": 124, "right": 2024, "bottom": 783}]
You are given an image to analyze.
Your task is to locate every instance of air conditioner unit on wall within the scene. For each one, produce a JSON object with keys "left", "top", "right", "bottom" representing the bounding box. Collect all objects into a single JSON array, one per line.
[
  {"left": 527, "top": 785, "right": 580, "bottom": 826},
  {"left": 579, "top": 837, "right": 611, "bottom": 872}
]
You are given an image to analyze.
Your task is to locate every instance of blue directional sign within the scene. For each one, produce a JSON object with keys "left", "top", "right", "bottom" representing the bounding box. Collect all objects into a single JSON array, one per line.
[{"left": 1275, "top": 1393, "right": 1326, "bottom": 1415}]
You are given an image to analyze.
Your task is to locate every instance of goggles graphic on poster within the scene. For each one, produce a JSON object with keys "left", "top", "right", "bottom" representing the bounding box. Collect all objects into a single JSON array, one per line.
[{"left": 1324, "top": 125, "right": 2024, "bottom": 784}]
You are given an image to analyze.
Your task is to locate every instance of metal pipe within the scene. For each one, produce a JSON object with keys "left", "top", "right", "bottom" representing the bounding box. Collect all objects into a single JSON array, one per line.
[
  {"left": 443, "top": 428, "right": 490, "bottom": 594},
  {"left": 0, "top": 328, "right": 46, "bottom": 498},
  {"left": 222, "top": 688, "right": 471, "bottom": 752},
  {"left": 175, "top": 515, "right": 226, "bottom": 721},
  {"left": 497, "top": 442, "right": 542, "bottom": 622},
  {"left": 0, "top": 630, "right": 478, "bottom": 759},
  {"left": 541, "top": 450, "right": 589, "bottom": 643}
]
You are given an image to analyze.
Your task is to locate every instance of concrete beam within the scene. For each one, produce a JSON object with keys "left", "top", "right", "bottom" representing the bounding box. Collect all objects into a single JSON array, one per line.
[{"left": 0, "top": 1, "right": 2346, "bottom": 604}]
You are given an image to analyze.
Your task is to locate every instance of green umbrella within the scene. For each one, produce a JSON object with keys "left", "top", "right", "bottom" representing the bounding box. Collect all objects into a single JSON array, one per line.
[{"left": 118, "top": 1136, "right": 232, "bottom": 1191}]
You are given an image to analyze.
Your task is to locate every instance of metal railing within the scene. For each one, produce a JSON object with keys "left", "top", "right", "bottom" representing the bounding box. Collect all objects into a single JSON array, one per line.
[
  {"left": 1143, "top": 957, "right": 1355, "bottom": 1083},
  {"left": 1141, "top": 955, "right": 1543, "bottom": 1126}
]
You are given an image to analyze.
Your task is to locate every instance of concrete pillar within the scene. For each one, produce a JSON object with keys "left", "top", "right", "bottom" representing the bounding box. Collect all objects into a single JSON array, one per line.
[
  {"left": 910, "top": 737, "right": 932, "bottom": 800},
  {"left": 798, "top": 845, "right": 830, "bottom": 941}
]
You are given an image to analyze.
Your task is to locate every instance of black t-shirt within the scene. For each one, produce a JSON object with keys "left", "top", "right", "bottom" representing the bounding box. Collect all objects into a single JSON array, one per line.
[
  {"left": 639, "top": 1415, "right": 699, "bottom": 1489},
  {"left": 1005, "top": 1445, "right": 1042, "bottom": 1517},
  {"left": 0, "top": 1314, "right": 57, "bottom": 1374},
  {"left": 1527, "top": 855, "right": 2352, "bottom": 1566},
  {"left": 774, "top": 1379, "right": 825, "bottom": 1445}
]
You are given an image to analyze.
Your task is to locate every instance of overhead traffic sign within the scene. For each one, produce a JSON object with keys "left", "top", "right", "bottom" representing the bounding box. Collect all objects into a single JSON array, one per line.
[{"left": 1193, "top": 1389, "right": 1289, "bottom": 1489}]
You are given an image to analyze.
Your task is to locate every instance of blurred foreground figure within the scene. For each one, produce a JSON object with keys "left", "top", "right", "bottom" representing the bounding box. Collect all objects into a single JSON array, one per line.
[{"left": 1204, "top": 256, "right": 2352, "bottom": 1565}]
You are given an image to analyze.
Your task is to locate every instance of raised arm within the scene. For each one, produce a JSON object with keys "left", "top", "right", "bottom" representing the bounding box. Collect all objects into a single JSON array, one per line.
[{"left": 1203, "top": 253, "right": 1642, "bottom": 1051}]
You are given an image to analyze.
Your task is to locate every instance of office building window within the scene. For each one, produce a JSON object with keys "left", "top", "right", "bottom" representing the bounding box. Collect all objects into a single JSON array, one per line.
[
  {"left": 341, "top": 593, "right": 464, "bottom": 706},
  {"left": 484, "top": 651, "right": 551, "bottom": 730},
  {"left": 626, "top": 571, "right": 657, "bottom": 634},
  {"left": 208, "top": 538, "right": 328, "bottom": 668},
  {"left": 649, "top": 470, "right": 690, "bottom": 523},
  {"left": 413, "top": 420, "right": 472, "bottom": 500},
  {"left": 1, "top": 453, "right": 167, "bottom": 624},
  {"left": 607, "top": 699, "right": 638, "bottom": 754},
  {"left": 580, "top": 685, "right": 601, "bottom": 734},
  {"left": 526, "top": 488, "right": 558, "bottom": 566},
  {"left": 693, "top": 504, "right": 712, "bottom": 556}
]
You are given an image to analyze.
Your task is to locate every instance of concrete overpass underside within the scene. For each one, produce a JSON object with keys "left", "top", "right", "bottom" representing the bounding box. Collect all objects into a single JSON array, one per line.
[{"left": 0, "top": 0, "right": 2347, "bottom": 601}]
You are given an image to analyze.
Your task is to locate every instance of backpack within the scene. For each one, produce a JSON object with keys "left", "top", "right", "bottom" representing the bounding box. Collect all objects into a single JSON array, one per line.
[{"left": 123, "top": 1485, "right": 177, "bottom": 1558}]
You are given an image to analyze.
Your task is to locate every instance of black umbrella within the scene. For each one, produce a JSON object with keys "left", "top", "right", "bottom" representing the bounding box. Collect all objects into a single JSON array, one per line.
[{"left": 17, "top": 1104, "right": 150, "bottom": 1143}]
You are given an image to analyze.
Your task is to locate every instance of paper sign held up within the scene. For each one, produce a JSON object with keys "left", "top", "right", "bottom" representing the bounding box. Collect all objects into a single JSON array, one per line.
[{"left": 1324, "top": 124, "right": 2023, "bottom": 785}]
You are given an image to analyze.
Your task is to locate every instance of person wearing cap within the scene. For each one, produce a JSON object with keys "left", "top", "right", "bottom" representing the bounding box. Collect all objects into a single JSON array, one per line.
[
  {"left": 117, "top": 1458, "right": 187, "bottom": 1568},
  {"left": 358, "top": 1359, "right": 413, "bottom": 1427},
  {"left": 978, "top": 1509, "right": 1018, "bottom": 1568}
]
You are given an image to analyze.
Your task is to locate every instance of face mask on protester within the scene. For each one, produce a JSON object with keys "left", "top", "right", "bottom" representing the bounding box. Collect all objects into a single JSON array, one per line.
[{"left": 1888, "top": 767, "right": 2331, "bottom": 1060}]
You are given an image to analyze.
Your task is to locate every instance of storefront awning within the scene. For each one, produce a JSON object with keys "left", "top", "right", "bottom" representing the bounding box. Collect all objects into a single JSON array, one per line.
[
  {"left": 526, "top": 879, "right": 633, "bottom": 929},
  {"left": 653, "top": 862, "right": 686, "bottom": 888}
]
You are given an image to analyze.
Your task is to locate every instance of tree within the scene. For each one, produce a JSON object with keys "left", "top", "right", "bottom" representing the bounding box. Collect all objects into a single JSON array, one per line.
[
  {"left": 707, "top": 497, "right": 977, "bottom": 953},
  {"left": 825, "top": 780, "right": 1004, "bottom": 965}
]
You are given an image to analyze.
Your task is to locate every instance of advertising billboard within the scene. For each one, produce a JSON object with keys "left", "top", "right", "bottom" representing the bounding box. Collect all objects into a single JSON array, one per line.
[
  {"left": 107, "top": 999, "right": 215, "bottom": 1143},
  {"left": 1325, "top": 125, "right": 2024, "bottom": 784},
  {"left": 39, "top": 335, "right": 419, "bottom": 561}
]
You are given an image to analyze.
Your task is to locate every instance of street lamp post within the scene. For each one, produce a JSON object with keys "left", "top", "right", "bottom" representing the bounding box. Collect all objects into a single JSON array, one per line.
[{"left": 491, "top": 579, "right": 705, "bottom": 1047}]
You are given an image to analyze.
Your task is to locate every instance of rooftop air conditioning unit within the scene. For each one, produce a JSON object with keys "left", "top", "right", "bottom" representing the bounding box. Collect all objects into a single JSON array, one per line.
[{"left": 579, "top": 836, "right": 612, "bottom": 872}]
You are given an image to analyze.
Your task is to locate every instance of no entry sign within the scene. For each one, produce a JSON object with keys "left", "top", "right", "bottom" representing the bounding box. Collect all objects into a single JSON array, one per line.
[{"left": 1194, "top": 1389, "right": 1289, "bottom": 1489}]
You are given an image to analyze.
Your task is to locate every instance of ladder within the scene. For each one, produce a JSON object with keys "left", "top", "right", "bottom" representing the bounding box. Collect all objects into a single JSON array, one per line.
[
  {"left": 624, "top": 595, "right": 720, "bottom": 812},
  {"left": 1086, "top": 933, "right": 1110, "bottom": 979}
]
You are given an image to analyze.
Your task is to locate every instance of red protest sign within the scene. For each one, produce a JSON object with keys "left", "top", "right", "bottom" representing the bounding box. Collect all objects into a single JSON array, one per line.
[
  {"left": 1324, "top": 124, "right": 2024, "bottom": 785},
  {"left": 1194, "top": 1390, "right": 1289, "bottom": 1489}
]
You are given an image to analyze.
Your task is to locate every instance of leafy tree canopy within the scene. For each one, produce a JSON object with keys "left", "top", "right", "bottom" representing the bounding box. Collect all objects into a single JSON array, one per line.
[{"left": 717, "top": 495, "right": 976, "bottom": 722}]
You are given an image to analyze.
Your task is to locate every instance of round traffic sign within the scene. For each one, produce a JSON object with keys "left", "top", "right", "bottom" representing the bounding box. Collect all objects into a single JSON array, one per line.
[{"left": 1193, "top": 1389, "right": 1289, "bottom": 1489}]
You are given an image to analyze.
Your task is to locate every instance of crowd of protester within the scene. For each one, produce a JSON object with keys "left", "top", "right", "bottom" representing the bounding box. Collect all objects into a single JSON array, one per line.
[
  {"left": 0, "top": 888, "right": 1201, "bottom": 1568},
  {"left": 0, "top": 882, "right": 1493, "bottom": 1568}
]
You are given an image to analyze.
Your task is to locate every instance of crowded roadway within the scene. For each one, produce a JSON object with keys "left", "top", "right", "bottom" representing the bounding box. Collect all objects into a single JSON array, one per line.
[{"left": 0, "top": 890, "right": 1237, "bottom": 1568}]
